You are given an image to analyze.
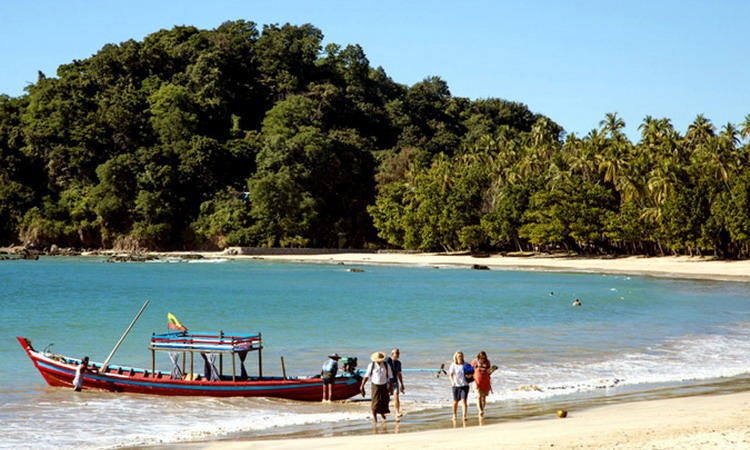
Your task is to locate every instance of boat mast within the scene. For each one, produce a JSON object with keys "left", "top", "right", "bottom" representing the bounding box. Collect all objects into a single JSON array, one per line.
[{"left": 102, "top": 299, "right": 150, "bottom": 371}]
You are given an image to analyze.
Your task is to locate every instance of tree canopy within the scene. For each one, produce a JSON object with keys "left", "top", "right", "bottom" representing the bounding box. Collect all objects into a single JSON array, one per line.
[{"left": 1, "top": 20, "right": 749, "bottom": 257}]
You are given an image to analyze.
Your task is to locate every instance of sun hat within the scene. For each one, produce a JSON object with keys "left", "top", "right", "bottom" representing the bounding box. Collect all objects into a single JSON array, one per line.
[
  {"left": 370, "top": 351, "right": 386, "bottom": 362},
  {"left": 328, "top": 353, "right": 341, "bottom": 359}
]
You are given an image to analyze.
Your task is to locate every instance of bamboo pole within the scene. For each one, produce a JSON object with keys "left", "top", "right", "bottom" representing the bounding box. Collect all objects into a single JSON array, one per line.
[
  {"left": 281, "top": 356, "right": 287, "bottom": 379},
  {"left": 232, "top": 352, "right": 236, "bottom": 381},
  {"left": 102, "top": 300, "right": 150, "bottom": 371},
  {"left": 151, "top": 349, "right": 155, "bottom": 376}
]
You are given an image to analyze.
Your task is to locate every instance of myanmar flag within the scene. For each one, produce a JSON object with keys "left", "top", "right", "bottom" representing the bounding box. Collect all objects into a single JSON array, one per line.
[{"left": 167, "top": 313, "right": 187, "bottom": 331}]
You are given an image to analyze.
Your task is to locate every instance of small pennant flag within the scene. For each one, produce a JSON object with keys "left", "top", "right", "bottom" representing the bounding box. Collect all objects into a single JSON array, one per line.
[{"left": 167, "top": 313, "right": 187, "bottom": 331}]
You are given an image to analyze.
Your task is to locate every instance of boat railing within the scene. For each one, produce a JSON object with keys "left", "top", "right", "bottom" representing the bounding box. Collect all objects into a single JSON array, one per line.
[
  {"left": 148, "top": 331, "right": 264, "bottom": 381},
  {"left": 150, "top": 331, "right": 261, "bottom": 353}
]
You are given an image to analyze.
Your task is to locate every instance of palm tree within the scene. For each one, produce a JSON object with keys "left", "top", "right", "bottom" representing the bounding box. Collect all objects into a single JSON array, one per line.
[
  {"left": 686, "top": 114, "right": 715, "bottom": 146},
  {"left": 646, "top": 158, "right": 680, "bottom": 205},
  {"left": 720, "top": 122, "right": 740, "bottom": 147},
  {"left": 599, "top": 112, "right": 626, "bottom": 140},
  {"left": 740, "top": 114, "right": 750, "bottom": 141},
  {"left": 567, "top": 130, "right": 599, "bottom": 181}
]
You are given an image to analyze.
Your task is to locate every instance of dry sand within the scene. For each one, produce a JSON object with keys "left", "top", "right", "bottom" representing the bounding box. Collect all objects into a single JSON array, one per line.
[
  {"left": 177, "top": 251, "right": 750, "bottom": 282},
  {"left": 206, "top": 391, "right": 750, "bottom": 449}
]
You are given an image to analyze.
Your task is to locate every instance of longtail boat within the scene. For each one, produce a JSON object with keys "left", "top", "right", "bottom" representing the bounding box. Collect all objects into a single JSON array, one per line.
[{"left": 17, "top": 331, "right": 361, "bottom": 401}]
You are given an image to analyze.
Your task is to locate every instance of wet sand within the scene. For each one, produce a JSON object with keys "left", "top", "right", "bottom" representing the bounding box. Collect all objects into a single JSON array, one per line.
[{"left": 205, "top": 391, "right": 750, "bottom": 449}]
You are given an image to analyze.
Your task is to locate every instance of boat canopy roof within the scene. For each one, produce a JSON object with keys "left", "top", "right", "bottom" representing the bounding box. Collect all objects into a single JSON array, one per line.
[{"left": 150, "top": 331, "right": 261, "bottom": 354}]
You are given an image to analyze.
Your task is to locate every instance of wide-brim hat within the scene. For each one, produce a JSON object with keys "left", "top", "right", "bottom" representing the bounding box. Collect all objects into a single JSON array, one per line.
[
  {"left": 329, "top": 353, "right": 341, "bottom": 359},
  {"left": 370, "top": 351, "right": 386, "bottom": 362}
]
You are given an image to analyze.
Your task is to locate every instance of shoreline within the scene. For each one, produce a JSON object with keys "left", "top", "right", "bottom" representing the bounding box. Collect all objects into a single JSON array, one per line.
[
  {"left": 150, "top": 251, "right": 750, "bottom": 282},
  {"left": 186, "top": 251, "right": 750, "bottom": 448},
  {"left": 203, "top": 390, "right": 750, "bottom": 449},
  {"left": 9, "top": 250, "right": 750, "bottom": 448},
  {"left": 6, "top": 247, "right": 750, "bottom": 282}
]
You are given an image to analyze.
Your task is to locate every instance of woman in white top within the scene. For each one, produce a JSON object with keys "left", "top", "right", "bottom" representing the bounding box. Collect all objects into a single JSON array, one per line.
[
  {"left": 448, "top": 351, "right": 469, "bottom": 421},
  {"left": 360, "top": 351, "right": 393, "bottom": 424}
]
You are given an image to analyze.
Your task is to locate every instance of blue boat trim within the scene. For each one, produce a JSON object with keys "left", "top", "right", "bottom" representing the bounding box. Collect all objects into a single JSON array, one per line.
[{"left": 36, "top": 361, "right": 357, "bottom": 391}]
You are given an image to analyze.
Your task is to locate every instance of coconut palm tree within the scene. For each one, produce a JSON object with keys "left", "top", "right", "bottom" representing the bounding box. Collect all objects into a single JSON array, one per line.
[
  {"left": 740, "top": 114, "right": 750, "bottom": 141},
  {"left": 599, "top": 112, "right": 626, "bottom": 140},
  {"left": 686, "top": 114, "right": 715, "bottom": 147}
]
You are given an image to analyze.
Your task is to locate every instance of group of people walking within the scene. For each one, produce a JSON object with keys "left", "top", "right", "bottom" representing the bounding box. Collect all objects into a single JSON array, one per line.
[
  {"left": 448, "top": 351, "right": 493, "bottom": 421},
  {"left": 361, "top": 348, "right": 404, "bottom": 423},
  {"left": 322, "top": 348, "right": 493, "bottom": 423},
  {"left": 321, "top": 348, "right": 405, "bottom": 423}
]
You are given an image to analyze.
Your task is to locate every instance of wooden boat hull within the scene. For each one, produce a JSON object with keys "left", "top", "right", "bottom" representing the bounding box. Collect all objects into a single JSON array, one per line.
[{"left": 18, "top": 337, "right": 361, "bottom": 401}]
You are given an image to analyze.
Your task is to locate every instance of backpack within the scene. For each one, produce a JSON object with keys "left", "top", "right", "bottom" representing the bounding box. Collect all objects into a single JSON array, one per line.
[{"left": 463, "top": 363, "right": 475, "bottom": 383}]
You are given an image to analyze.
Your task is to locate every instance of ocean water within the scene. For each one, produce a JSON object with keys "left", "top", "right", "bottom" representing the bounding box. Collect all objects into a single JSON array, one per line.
[{"left": 2, "top": 257, "right": 750, "bottom": 448}]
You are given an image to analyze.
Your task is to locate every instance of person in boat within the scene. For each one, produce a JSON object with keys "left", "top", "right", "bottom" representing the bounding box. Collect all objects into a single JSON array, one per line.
[
  {"left": 385, "top": 348, "right": 405, "bottom": 418},
  {"left": 471, "top": 351, "right": 492, "bottom": 417},
  {"left": 72, "top": 356, "right": 96, "bottom": 391},
  {"left": 449, "top": 351, "right": 470, "bottom": 421},
  {"left": 572, "top": 298, "right": 582, "bottom": 306},
  {"left": 361, "top": 351, "right": 393, "bottom": 424},
  {"left": 321, "top": 353, "right": 341, "bottom": 402}
]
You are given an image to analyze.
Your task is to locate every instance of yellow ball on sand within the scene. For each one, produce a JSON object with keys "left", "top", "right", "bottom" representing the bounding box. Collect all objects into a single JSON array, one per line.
[{"left": 556, "top": 410, "right": 568, "bottom": 418}]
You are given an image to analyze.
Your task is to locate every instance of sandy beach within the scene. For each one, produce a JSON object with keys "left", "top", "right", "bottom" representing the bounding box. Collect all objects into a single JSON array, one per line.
[
  {"left": 205, "top": 391, "right": 750, "bottom": 449},
  {"left": 158, "top": 250, "right": 750, "bottom": 449},
  {"left": 152, "top": 251, "right": 750, "bottom": 282},
  {"left": 215, "top": 252, "right": 750, "bottom": 449},
  {"left": 8, "top": 250, "right": 749, "bottom": 448}
]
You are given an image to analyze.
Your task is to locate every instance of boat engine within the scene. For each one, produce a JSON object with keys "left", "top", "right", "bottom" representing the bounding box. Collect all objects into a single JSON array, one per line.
[{"left": 341, "top": 356, "right": 358, "bottom": 374}]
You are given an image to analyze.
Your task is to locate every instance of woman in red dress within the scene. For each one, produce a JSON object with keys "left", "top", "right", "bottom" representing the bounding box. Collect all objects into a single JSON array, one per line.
[{"left": 471, "top": 351, "right": 492, "bottom": 417}]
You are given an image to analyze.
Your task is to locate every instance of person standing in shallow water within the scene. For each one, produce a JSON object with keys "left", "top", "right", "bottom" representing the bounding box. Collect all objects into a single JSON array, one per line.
[
  {"left": 321, "top": 353, "right": 340, "bottom": 402},
  {"left": 72, "top": 356, "right": 96, "bottom": 391},
  {"left": 471, "top": 351, "right": 492, "bottom": 417},
  {"left": 386, "top": 348, "right": 405, "bottom": 418},
  {"left": 361, "top": 351, "right": 392, "bottom": 424},
  {"left": 449, "top": 351, "right": 470, "bottom": 421}
]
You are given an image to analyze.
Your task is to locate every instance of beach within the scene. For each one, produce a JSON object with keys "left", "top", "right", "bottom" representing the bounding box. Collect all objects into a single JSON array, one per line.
[
  {"left": 191, "top": 252, "right": 750, "bottom": 449},
  {"left": 5, "top": 255, "right": 750, "bottom": 448},
  {"left": 153, "top": 250, "right": 750, "bottom": 282},
  {"left": 207, "top": 391, "right": 750, "bottom": 449}
]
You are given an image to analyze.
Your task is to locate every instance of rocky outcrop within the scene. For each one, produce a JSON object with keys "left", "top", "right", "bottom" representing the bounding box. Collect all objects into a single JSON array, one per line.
[
  {"left": 46, "top": 245, "right": 81, "bottom": 256},
  {"left": 0, "top": 247, "right": 40, "bottom": 260},
  {"left": 169, "top": 254, "right": 204, "bottom": 260},
  {"left": 104, "top": 253, "right": 158, "bottom": 263}
]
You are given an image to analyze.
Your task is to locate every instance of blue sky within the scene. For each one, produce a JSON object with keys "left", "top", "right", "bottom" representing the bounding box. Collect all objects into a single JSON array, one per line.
[{"left": 1, "top": 1, "right": 748, "bottom": 140}]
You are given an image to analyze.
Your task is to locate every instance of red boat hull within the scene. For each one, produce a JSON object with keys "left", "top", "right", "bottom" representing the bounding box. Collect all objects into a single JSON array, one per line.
[{"left": 18, "top": 337, "right": 361, "bottom": 401}]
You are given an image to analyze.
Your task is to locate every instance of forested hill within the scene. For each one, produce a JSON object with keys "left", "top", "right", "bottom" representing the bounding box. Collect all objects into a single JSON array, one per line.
[{"left": 1, "top": 21, "right": 749, "bottom": 257}]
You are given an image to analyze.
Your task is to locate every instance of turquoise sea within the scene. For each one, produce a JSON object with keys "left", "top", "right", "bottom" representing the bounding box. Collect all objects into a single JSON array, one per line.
[{"left": 2, "top": 257, "right": 750, "bottom": 448}]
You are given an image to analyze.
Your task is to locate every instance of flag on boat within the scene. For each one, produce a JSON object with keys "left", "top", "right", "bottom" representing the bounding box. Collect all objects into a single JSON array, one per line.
[{"left": 167, "top": 313, "right": 187, "bottom": 331}]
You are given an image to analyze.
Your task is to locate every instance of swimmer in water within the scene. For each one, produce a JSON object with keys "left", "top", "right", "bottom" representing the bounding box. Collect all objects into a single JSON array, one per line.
[
  {"left": 572, "top": 298, "right": 582, "bottom": 306},
  {"left": 549, "top": 291, "right": 554, "bottom": 296}
]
